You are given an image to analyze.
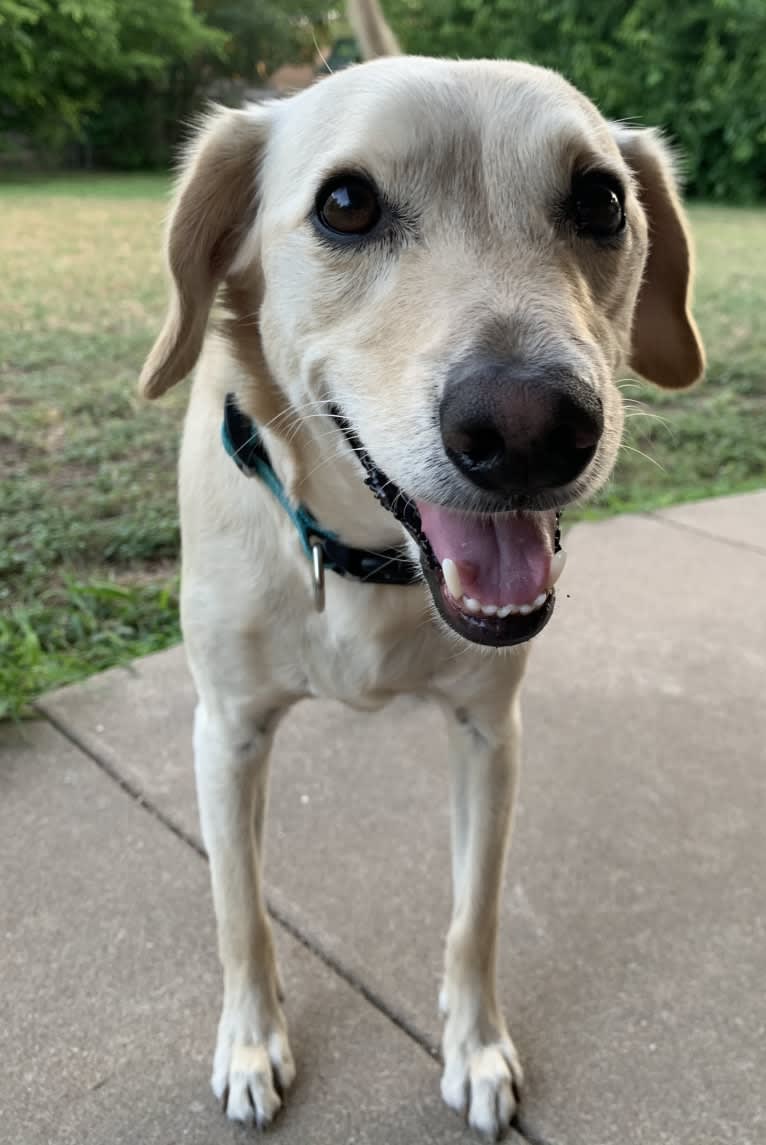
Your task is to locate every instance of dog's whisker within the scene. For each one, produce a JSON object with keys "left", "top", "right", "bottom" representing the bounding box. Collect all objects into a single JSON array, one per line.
[
  {"left": 264, "top": 410, "right": 341, "bottom": 448},
  {"left": 231, "top": 428, "right": 264, "bottom": 459},
  {"left": 616, "top": 380, "right": 647, "bottom": 393},
  {"left": 299, "top": 442, "right": 369, "bottom": 484},
  {"left": 624, "top": 411, "right": 674, "bottom": 432},
  {"left": 620, "top": 442, "right": 666, "bottom": 471},
  {"left": 360, "top": 552, "right": 414, "bottom": 581},
  {"left": 313, "top": 30, "right": 334, "bottom": 76},
  {"left": 282, "top": 416, "right": 338, "bottom": 447},
  {"left": 261, "top": 400, "right": 337, "bottom": 435}
]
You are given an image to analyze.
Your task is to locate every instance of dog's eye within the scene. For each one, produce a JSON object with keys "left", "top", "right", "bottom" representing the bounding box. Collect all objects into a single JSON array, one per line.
[
  {"left": 570, "top": 172, "right": 625, "bottom": 239},
  {"left": 315, "top": 175, "right": 381, "bottom": 237}
]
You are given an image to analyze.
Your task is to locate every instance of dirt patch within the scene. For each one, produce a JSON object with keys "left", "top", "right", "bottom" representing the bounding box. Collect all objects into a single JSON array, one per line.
[{"left": 0, "top": 434, "right": 35, "bottom": 472}]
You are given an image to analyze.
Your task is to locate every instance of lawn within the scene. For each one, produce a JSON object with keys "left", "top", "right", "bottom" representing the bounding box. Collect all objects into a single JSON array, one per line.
[{"left": 1, "top": 177, "right": 765, "bottom": 717}]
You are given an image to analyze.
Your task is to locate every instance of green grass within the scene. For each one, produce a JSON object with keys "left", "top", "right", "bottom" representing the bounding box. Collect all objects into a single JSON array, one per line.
[
  {"left": 1, "top": 178, "right": 764, "bottom": 718},
  {"left": 0, "top": 172, "right": 182, "bottom": 718},
  {"left": 582, "top": 204, "right": 766, "bottom": 517},
  {"left": 0, "top": 172, "right": 171, "bottom": 199}
]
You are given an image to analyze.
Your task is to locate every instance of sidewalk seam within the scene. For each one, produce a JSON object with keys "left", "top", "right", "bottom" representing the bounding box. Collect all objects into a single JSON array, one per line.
[
  {"left": 513, "top": 1117, "right": 557, "bottom": 1145},
  {"left": 37, "top": 706, "right": 442, "bottom": 1050},
  {"left": 645, "top": 510, "right": 766, "bottom": 556},
  {"left": 38, "top": 704, "right": 558, "bottom": 1145}
]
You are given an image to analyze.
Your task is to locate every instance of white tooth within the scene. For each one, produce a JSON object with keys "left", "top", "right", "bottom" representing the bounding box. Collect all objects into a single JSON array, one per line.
[
  {"left": 519, "top": 603, "right": 533, "bottom": 615},
  {"left": 496, "top": 604, "right": 512, "bottom": 618},
  {"left": 548, "top": 549, "right": 567, "bottom": 588},
  {"left": 441, "top": 557, "right": 464, "bottom": 600},
  {"left": 533, "top": 592, "right": 548, "bottom": 610},
  {"left": 463, "top": 596, "right": 481, "bottom": 614},
  {"left": 481, "top": 603, "right": 498, "bottom": 616}
]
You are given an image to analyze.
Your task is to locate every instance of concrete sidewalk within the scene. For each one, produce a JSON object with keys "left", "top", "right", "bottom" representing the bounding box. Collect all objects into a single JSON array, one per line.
[{"left": 2, "top": 492, "right": 765, "bottom": 1145}]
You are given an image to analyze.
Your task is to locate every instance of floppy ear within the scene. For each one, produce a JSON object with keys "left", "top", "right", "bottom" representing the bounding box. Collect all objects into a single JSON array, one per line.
[
  {"left": 615, "top": 128, "right": 705, "bottom": 389},
  {"left": 139, "top": 105, "right": 270, "bottom": 399}
]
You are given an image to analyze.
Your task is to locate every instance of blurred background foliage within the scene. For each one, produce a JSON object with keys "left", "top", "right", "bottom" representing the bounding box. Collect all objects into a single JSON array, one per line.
[
  {"left": 386, "top": 0, "right": 766, "bottom": 202},
  {"left": 1, "top": 0, "right": 764, "bottom": 199},
  {"left": 0, "top": 0, "right": 334, "bottom": 168}
]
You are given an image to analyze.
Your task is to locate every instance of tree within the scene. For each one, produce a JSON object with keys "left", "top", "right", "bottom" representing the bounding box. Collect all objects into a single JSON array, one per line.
[
  {"left": 0, "top": 0, "right": 224, "bottom": 157},
  {"left": 384, "top": 0, "right": 766, "bottom": 201},
  {"left": 1, "top": 0, "right": 120, "bottom": 144},
  {"left": 197, "top": 0, "right": 336, "bottom": 80},
  {"left": 0, "top": 0, "right": 339, "bottom": 167},
  {"left": 83, "top": 0, "right": 227, "bottom": 168}
]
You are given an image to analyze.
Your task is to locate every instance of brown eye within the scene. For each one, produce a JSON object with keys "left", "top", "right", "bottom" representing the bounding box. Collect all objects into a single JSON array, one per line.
[
  {"left": 315, "top": 175, "right": 381, "bottom": 236},
  {"left": 570, "top": 171, "right": 626, "bottom": 239}
]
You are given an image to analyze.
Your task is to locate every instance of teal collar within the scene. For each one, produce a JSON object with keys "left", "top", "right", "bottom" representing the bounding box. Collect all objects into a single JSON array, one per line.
[{"left": 221, "top": 393, "right": 421, "bottom": 603}]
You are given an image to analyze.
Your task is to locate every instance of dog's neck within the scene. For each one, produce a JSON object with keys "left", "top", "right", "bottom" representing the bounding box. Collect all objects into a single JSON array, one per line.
[
  {"left": 258, "top": 401, "right": 407, "bottom": 553},
  {"left": 220, "top": 322, "right": 404, "bottom": 554},
  {"left": 220, "top": 281, "right": 407, "bottom": 553}
]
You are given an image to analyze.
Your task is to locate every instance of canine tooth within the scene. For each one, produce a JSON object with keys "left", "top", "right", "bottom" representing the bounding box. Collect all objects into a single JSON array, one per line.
[
  {"left": 481, "top": 603, "right": 498, "bottom": 616},
  {"left": 463, "top": 596, "right": 481, "bottom": 614},
  {"left": 533, "top": 592, "right": 548, "bottom": 610},
  {"left": 548, "top": 549, "right": 567, "bottom": 587},
  {"left": 497, "top": 604, "right": 513, "bottom": 618},
  {"left": 442, "top": 558, "right": 463, "bottom": 599},
  {"left": 519, "top": 603, "right": 533, "bottom": 615}
]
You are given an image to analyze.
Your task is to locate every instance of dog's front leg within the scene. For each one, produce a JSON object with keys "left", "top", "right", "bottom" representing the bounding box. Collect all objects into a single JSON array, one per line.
[
  {"left": 193, "top": 699, "right": 294, "bottom": 1128},
  {"left": 439, "top": 693, "right": 524, "bottom": 1139}
]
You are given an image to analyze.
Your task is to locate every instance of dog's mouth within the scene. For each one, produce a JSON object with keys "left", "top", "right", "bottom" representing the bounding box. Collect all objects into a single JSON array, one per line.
[
  {"left": 333, "top": 410, "right": 564, "bottom": 648},
  {"left": 417, "top": 502, "right": 563, "bottom": 647}
]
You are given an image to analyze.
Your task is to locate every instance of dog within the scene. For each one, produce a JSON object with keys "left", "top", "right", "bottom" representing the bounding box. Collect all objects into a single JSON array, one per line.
[{"left": 139, "top": 0, "right": 704, "bottom": 1136}]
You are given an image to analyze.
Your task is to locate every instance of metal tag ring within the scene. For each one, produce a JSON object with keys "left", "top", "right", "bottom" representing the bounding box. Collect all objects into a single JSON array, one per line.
[{"left": 310, "top": 538, "right": 325, "bottom": 613}]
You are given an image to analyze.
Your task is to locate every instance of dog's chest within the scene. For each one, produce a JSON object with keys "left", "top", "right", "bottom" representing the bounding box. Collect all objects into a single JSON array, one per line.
[
  {"left": 299, "top": 638, "right": 423, "bottom": 709},
  {"left": 286, "top": 588, "right": 446, "bottom": 710}
]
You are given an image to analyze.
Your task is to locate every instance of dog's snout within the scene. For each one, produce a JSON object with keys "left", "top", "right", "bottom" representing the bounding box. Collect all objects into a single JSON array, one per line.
[{"left": 440, "top": 355, "right": 604, "bottom": 496}]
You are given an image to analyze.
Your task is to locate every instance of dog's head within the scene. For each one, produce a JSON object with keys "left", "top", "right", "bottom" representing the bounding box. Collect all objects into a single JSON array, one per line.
[{"left": 141, "top": 57, "right": 703, "bottom": 647}]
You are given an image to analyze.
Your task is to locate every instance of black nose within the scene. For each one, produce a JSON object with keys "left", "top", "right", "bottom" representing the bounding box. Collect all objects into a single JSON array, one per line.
[{"left": 440, "top": 355, "right": 603, "bottom": 496}]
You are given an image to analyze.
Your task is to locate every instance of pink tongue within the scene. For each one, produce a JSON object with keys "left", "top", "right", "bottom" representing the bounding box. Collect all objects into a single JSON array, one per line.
[{"left": 417, "top": 501, "right": 555, "bottom": 605}]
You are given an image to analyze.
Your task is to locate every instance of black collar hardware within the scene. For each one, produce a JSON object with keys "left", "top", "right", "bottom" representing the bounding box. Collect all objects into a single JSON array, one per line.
[{"left": 221, "top": 393, "right": 422, "bottom": 592}]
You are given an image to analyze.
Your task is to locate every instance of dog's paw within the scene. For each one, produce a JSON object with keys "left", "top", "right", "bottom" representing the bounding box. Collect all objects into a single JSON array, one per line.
[
  {"left": 212, "top": 1009, "right": 295, "bottom": 1128},
  {"left": 441, "top": 1032, "right": 522, "bottom": 1140}
]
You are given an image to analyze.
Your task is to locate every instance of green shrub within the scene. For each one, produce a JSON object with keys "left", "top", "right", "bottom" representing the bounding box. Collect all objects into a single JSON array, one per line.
[
  {"left": 386, "top": 0, "right": 766, "bottom": 202},
  {"left": 0, "top": 0, "right": 224, "bottom": 163},
  {"left": 0, "top": 0, "right": 338, "bottom": 170}
]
